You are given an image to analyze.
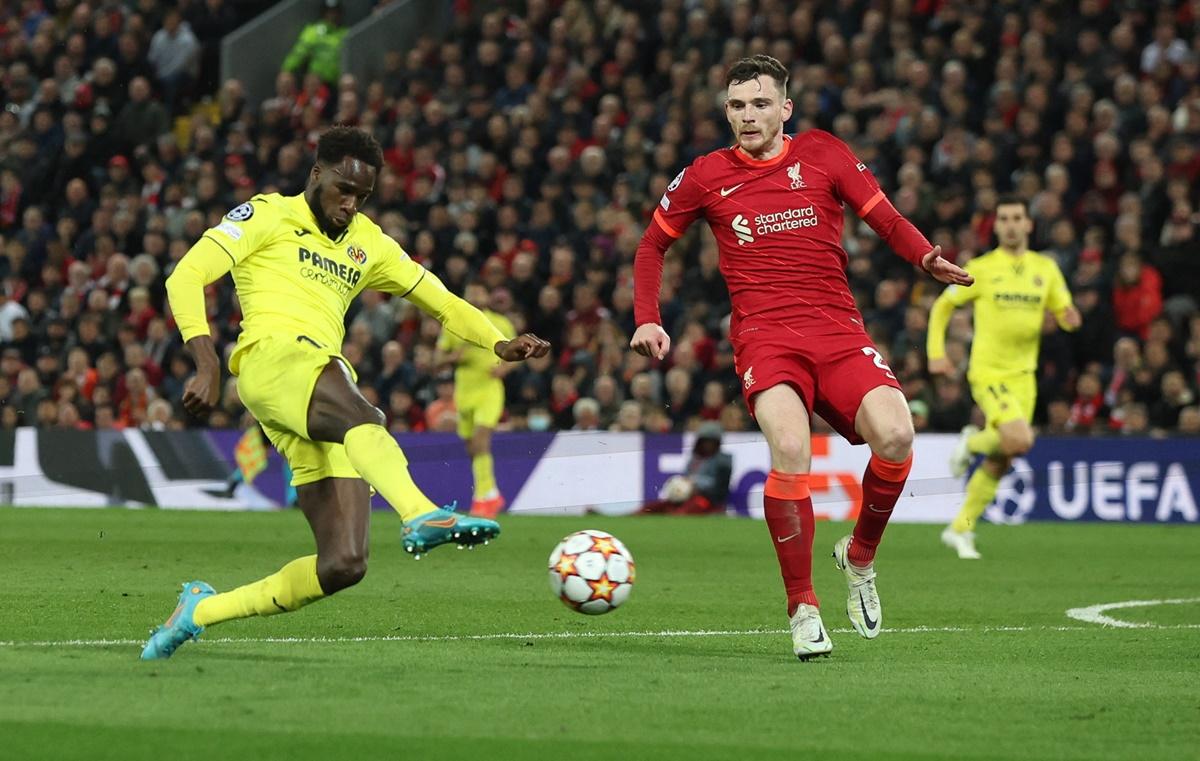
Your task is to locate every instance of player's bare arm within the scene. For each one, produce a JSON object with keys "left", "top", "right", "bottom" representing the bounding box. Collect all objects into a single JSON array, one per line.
[
  {"left": 180, "top": 335, "right": 222, "bottom": 417},
  {"left": 630, "top": 323, "right": 671, "bottom": 360}
]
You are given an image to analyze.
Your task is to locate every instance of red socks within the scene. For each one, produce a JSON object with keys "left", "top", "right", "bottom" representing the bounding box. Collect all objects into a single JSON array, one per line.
[
  {"left": 763, "top": 470, "right": 818, "bottom": 615},
  {"left": 849, "top": 453, "right": 913, "bottom": 567}
]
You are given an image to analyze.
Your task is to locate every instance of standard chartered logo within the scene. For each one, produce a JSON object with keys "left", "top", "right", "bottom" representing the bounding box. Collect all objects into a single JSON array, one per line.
[
  {"left": 732, "top": 214, "right": 754, "bottom": 245},
  {"left": 755, "top": 205, "right": 819, "bottom": 234},
  {"left": 733, "top": 207, "right": 820, "bottom": 245}
]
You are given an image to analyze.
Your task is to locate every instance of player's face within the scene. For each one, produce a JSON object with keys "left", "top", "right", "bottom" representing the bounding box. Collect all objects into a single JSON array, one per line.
[
  {"left": 308, "top": 157, "right": 376, "bottom": 234},
  {"left": 725, "top": 76, "right": 793, "bottom": 157},
  {"left": 993, "top": 203, "right": 1032, "bottom": 250}
]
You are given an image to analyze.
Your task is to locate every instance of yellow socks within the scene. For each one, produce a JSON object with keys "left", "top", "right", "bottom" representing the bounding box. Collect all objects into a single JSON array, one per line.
[
  {"left": 967, "top": 427, "right": 1001, "bottom": 457},
  {"left": 951, "top": 467, "right": 1001, "bottom": 533},
  {"left": 472, "top": 452, "right": 497, "bottom": 500},
  {"left": 343, "top": 423, "right": 438, "bottom": 522},
  {"left": 192, "top": 555, "right": 325, "bottom": 627}
]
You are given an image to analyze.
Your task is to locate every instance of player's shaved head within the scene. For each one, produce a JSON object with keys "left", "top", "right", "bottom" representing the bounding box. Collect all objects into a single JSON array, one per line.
[{"left": 726, "top": 55, "right": 788, "bottom": 98}]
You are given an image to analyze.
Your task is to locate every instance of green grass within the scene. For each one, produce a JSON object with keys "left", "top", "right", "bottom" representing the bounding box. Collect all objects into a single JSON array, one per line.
[{"left": 1, "top": 508, "right": 1197, "bottom": 761}]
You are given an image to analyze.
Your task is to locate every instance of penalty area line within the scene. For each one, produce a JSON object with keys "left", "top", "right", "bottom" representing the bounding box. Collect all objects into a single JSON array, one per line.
[{"left": 2, "top": 622, "right": 1199, "bottom": 649}]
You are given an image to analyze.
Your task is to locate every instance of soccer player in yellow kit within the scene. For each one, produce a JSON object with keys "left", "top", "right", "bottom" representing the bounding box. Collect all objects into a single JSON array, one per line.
[
  {"left": 436, "top": 282, "right": 515, "bottom": 517},
  {"left": 927, "top": 195, "right": 1080, "bottom": 558},
  {"left": 141, "top": 127, "right": 550, "bottom": 659}
]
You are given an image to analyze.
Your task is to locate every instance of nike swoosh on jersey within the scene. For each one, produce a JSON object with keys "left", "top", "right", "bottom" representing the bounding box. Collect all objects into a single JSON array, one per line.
[
  {"left": 296, "top": 229, "right": 311, "bottom": 236},
  {"left": 719, "top": 183, "right": 745, "bottom": 197},
  {"left": 776, "top": 532, "right": 800, "bottom": 543}
]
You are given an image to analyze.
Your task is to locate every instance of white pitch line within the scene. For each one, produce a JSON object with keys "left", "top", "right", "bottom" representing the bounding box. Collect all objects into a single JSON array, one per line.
[
  {"left": 2, "top": 622, "right": 1199, "bottom": 649},
  {"left": 1065, "top": 597, "right": 1200, "bottom": 629}
]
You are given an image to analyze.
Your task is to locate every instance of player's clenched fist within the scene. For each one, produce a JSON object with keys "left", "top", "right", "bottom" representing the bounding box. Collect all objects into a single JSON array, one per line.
[
  {"left": 181, "top": 363, "right": 221, "bottom": 417},
  {"left": 630, "top": 323, "right": 671, "bottom": 360},
  {"left": 495, "top": 334, "right": 551, "bottom": 361}
]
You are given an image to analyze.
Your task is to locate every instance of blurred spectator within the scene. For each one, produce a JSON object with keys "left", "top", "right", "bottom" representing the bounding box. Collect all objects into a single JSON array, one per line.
[
  {"left": 283, "top": 0, "right": 347, "bottom": 85},
  {"left": 147, "top": 7, "right": 200, "bottom": 112},
  {"left": 641, "top": 422, "right": 733, "bottom": 515}
]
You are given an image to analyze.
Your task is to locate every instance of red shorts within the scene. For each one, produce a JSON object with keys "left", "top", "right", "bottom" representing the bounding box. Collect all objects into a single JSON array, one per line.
[{"left": 733, "top": 328, "right": 902, "bottom": 445}]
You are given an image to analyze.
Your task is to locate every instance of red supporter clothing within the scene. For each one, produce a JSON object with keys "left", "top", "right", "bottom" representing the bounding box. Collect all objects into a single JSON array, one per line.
[{"left": 633, "top": 131, "right": 931, "bottom": 440}]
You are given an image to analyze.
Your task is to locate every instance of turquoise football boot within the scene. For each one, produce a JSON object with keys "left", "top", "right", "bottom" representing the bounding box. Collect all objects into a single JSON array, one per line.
[
  {"left": 140, "top": 581, "right": 215, "bottom": 660},
  {"left": 402, "top": 503, "right": 500, "bottom": 559}
]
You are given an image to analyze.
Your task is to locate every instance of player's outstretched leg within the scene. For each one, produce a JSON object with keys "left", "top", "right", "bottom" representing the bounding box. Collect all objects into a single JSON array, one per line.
[
  {"left": 307, "top": 361, "right": 500, "bottom": 557},
  {"left": 140, "top": 581, "right": 215, "bottom": 660},
  {"left": 841, "top": 387, "right": 915, "bottom": 639},
  {"left": 141, "top": 479, "right": 370, "bottom": 660}
]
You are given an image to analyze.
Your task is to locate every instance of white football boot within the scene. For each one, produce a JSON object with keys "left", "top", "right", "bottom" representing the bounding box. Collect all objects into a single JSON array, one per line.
[
  {"left": 940, "top": 526, "right": 982, "bottom": 559},
  {"left": 832, "top": 535, "right": 882, "bottom": 639},
  {"left": 950, "top": 424, "right": 980, "bottom": 478},
  {"left": 788, "top": 603, "right": 833, "bottom": 660}
]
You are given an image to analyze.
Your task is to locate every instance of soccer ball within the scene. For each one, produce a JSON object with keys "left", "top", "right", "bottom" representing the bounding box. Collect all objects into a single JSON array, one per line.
[{"left": 547, "top": 530, "right": 636, "bottom": 615}]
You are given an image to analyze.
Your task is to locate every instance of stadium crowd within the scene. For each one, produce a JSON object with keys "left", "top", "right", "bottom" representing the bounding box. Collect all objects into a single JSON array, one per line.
[{"left": 0, "top": 0, "right": 1198, "bottom": 438}]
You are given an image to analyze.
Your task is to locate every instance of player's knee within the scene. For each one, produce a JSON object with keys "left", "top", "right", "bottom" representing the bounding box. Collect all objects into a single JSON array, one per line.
[
  {"left": 1000, "top": 429, "right": 1034, "bottom": 457},
  {"left": 319, "top": 551, "right": 368, "bottom": 593},
  {"left": 873, "top": 421, "right": 914, "bottom": 461},
  {"left": 365, "top": 406, "right": 386, "bottom": 428},
  {"left": 770, "top": 433, "right": 810, "bottom": 471}
]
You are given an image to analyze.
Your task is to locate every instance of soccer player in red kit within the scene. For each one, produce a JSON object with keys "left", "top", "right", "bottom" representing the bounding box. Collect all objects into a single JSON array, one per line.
[{"left": 631, "top": 55, "right": 972, "bottom": 659}]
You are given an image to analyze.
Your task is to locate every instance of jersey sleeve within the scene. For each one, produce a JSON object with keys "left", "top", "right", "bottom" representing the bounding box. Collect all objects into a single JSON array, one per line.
[
  {"left": 814, "top": 131, "right": 886, "bottom": 217},
  {"left": 652, "top": 163, "right": 707, "bottom": 240},
  {"left": 360, "top": 229, "right": 426, "bottom": 295},
  {"left": 200, "top": 196, "right": 280, "bottom": 265}
]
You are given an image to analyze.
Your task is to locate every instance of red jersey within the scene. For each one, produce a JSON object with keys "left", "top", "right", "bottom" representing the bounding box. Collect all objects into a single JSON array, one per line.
[{"left": 634, "top": 130, "right": 931, "bottom": 339}]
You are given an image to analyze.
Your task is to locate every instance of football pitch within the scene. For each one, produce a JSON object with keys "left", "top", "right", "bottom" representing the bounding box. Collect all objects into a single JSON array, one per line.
[{"left": 1, "top": 508, "right": 1196, "bottom": 761}]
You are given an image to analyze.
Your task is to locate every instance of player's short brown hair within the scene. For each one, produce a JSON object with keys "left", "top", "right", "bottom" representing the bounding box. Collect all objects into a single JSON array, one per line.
[
  {"left": 995, "top": 194, "right": 1029, "bottom": 213},
  {"left": 726, "top": 55, "right": 789, "bottom": 98}
]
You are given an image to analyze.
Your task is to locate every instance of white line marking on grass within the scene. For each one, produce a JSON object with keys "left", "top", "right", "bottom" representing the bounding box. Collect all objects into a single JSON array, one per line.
[
  {"left": 1065, "top": 597, "right": 1200, "bottom": 628},
  {"left": 2, "top": 622, "right": 1199, "bottom": 649}
]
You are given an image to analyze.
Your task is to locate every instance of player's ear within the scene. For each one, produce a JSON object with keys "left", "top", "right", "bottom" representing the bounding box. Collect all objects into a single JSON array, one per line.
[{"left": 781, "top": 97, "right": 794, "bottom": 121}]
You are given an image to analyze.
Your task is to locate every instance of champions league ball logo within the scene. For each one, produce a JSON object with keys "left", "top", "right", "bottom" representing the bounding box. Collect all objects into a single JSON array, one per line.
[{"left": 984, "top": 459, "right": 1037, "bottom": 524}]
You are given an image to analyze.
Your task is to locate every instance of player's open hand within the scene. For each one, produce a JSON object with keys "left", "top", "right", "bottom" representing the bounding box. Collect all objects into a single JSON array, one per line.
[
  {"left": 922, "top": 246, "right": 974, "bottom": 286},
  {"left": 496, "top": 334, "right": 551, "bottom": 361},
  {"left": 181, "top": 364, "right": 221, "bottom": 418},
  {"left": 630, "top": 323, "right": 671, "bottom": 360},
  {"left": 927, "top": 357, "right": 954, "bottom": 376},
  {"left": 1061, "top": 305, "right": 1083, "bottom": 330}
]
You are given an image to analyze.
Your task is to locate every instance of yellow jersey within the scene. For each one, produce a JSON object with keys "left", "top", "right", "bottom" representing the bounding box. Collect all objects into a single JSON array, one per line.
[
  {"left": 438, "top": 309, "right": 515, "bottom": 389},
  {"left": 167, "top": 193, "right": 508, "bottom": 375},
  {"left": 927, "top": 248, "right": 1074, "bottom": 380}
]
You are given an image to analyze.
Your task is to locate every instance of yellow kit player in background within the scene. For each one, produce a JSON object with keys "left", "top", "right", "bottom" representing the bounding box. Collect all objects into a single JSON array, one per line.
[
  {"left": 141, "top": 127, "right": 550, "bottom": 660},
  {"left": 436, "top": 282, "right": 515, "bottom": 518},
  {"left": 927, "top": 195, "right": 1081, "bottom": 559}
]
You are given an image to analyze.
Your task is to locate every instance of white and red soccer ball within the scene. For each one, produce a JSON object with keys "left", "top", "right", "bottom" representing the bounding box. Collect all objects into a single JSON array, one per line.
[{"left": 547, "top": 530, "right": 635, "bottom": 615}]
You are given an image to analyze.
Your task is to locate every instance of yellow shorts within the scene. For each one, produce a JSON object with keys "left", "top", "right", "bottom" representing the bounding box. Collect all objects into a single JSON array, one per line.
[
  {"left": 234, "top": 335, "right": 360, "bottom": 486},
  {"left": 970, "top": 372, "right": 1036, "bottom": 428},
  {"left": 454, "top": 380, "right": 504, "bottom": 439}
]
